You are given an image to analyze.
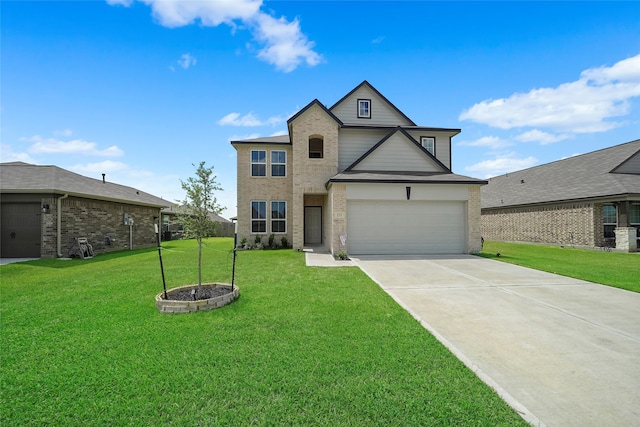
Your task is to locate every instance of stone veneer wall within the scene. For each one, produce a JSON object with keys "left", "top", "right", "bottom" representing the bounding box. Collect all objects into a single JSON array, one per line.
[
  {"left": 481, "top": 202, "right": 597, "bottom": 247},
  {"left": 42, "top": 196, "right": 161, "bottom": 257}
]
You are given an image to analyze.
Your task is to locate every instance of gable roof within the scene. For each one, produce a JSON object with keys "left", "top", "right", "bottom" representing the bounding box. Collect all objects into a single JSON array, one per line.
[
  {"left": 345, "top": 127, "right": 450, "bottom": 173},
  {"left": 329, "top": 80, "right": 417, "bottom": 126},
  {"left": 0, "top": 162, "right": 171, "bottom": 208},
  {"left": 287, "top": 98, "right": 343, "bottom": 126},
  {"left": 481, "top": 139, "right": 640, "bottom": 209}
]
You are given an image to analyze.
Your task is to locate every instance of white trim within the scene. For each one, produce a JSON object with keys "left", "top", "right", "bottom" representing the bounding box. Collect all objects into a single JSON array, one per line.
[
  {"left": 357, "top": 99, "right": 371, "bottom": 118},
  {"left": 421, "top": 136, "right": 435, "bottom": 155}
]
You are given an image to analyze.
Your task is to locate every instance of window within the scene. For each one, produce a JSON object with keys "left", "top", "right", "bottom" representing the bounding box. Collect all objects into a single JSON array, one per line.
[
  {"left": 271, "top": 151, "right": 286, "bottom": 177},
  {"left": 309, "top": 136, "right": 323, "bottom": 158},
  {"left": 251, "top": 201, "right": 266, "bottom": 233},
  {"left": 421, "top": 136, "right": 435, "bottom": 155},
  {"left": 631, "top": 205, "right": 640, "bottom": 242},
  {"left": 357, "top": 99, "right": 371, "bottom": 118},
  {"left": 271, "top": 201, "right": 287, "bottom": 233},
  {"left": 603, "top": 205, "right": 617, "bottom": 238},
  {"left": 251, "top": 150, "right": 266, "bottom": 177}
]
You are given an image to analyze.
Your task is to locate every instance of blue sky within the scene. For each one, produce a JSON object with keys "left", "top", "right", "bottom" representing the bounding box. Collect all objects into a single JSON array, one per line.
[{"left": 2, "top": 1, "right": 639, "bottom": 218}]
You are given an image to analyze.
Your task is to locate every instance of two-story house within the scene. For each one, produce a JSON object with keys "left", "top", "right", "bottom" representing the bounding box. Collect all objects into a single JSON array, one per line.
[{"left": 232, "top": 81, "right": 487, "bottom": 255}]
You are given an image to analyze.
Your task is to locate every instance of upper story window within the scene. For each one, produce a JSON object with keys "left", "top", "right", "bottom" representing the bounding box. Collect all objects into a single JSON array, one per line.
[
  {"left": 603, "top": 205, "right": 617, "bottom": 238},
  {"left": 251, "top": 150, "right": 266, "bottom": 177},
  {"left": 357, "top": 99, "right": 371, "bottom": 118},
  {"left": 421, "top": 136, "right": 435, "bottom": 155},
  {"left": 309, "top": 136, "right": 324, "bottom": 159},
  {"left": 271, "top": 151, "right": 286, "bottom": 177}
]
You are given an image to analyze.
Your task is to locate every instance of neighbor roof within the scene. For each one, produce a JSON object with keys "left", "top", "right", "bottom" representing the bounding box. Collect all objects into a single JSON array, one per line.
[
  {"left": 0, "top": 162, "right": 171, "bottom": 208},
  {"left": 481, "top": 139, "right": 640, "bottom": 209}
]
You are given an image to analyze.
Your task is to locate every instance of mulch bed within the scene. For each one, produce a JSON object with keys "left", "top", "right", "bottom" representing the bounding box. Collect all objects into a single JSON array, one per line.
[{"left": 165, "top": 285, "right": 232, "bottom": 301}]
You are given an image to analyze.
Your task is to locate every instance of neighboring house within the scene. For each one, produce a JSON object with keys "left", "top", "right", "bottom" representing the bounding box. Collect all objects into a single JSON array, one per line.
[
  {"left": 0, "top": 162, "right": 171, "bottom": 258},
  {"left": 161, "top": 204, "right": 234, "bottom": 240},
  {"left": 481, "top": 139, "right": 640, "bottom": 252},
  {"left": 231, "top": 81, "right": 487, "bottom": 255}
]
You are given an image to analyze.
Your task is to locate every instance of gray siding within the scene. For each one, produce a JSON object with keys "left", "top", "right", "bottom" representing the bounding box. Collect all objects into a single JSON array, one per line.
[
  {"left": 351, "top": 133, "right": 443, "bottom": 173},
  {"left": 405, "top": 130, "right": 452, "bottom": 170},
  {"left": 338, "top": 128, "right": 389, "bottom": 171},
  {"left": 613, "top": 151, "right": 640, "bottom": 174},
  {"left": 331, "top": 86, "right": 413, "bottom": 126}
]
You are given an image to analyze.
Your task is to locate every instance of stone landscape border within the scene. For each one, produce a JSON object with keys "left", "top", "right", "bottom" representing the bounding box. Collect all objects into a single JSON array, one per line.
[{"left": 156, "top": 283, "right": 239, "bottom": 314}]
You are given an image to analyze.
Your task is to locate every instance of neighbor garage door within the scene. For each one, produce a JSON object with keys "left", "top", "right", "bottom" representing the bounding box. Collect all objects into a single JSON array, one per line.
[
  {"left": 347, "top": 200, "right": 466, "bottom": 255},
  {"left": 0, "top": 203, "right": 42, "bottom": 258}
]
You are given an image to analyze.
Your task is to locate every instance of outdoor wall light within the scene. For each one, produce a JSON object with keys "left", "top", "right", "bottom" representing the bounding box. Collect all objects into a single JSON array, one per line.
[{"left": 41, "top": 203, "right": 50, "bottom": 213}]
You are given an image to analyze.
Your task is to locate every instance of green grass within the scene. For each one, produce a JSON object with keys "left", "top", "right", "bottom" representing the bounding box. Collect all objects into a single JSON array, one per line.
[
  {"left": 1, "top": 238, "right": 526, "bottom": 426},
  {"left": 479, "top": 241, "right": 640, "bottom": 293}
]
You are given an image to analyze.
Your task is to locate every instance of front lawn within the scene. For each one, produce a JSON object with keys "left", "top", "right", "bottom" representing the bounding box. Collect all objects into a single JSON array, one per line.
[
  {"left": 479, "top": 241, "right": 640, "bottom": 293},
  {"left": 0, "top": 238, "right": 525, "bottom": 426}
]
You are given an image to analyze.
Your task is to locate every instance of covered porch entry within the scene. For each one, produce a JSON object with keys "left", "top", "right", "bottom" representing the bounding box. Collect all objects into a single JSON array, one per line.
[{"left": 304, "top": 194, "right": 327, "bottom": 249}]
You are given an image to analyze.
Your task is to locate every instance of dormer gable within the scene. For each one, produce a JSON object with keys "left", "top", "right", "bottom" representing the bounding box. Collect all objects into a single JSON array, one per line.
[
  {"left": 345, "top": 128, "right": 450, "bottom": 174},
  {"left": 329, "top": 81, "right": 416, "bottom": 126},
  {"left": 287, "top": 99, "right": 342, "bottom": 127}
]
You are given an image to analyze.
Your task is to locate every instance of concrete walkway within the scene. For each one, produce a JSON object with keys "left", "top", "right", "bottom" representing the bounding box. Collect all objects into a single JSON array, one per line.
[{"left": 352, "top": 255, "right": 640, "bottom": 427}]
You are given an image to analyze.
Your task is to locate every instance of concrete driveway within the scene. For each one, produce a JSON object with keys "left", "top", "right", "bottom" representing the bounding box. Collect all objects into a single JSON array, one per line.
[{"left": 352, "top": 255, "right": 640, "bottom": 427}]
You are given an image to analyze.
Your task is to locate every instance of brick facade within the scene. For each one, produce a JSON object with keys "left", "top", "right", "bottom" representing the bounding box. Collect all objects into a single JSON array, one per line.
[
  {"left": 467, "top": 186, "right": 483, "bottom": 253},
  {"left": 481, "top": 202, "right": 599, "bottom": 247},
  {"left": 234, "top": 144, "right": 293, "bottom": 246},
  {"left": 290, "top": 105, "right": 340, "bottom": 249},
  {"left": 41, "top": 196, "right": 161, "bottom": 257}
]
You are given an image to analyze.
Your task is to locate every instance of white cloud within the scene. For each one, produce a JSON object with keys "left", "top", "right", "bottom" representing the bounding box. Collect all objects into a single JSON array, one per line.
[
  {"left": 515, "top": 129, "right": 571, "bottom": 145},
  {"left": 459, "top": 53, "right": 640, "bottom": 134},
  {"left": 53, "top": 128, "right": 73, "bottom": 137},
  {"left": 109, "top": 0, "right": 322, "bottom": 72},
  {"left": 372, "top": 36, "right": 385, "bottom": 44},
  {"left": 465, "top": 152, "right": 538, "bottom": 178},
  {"left": 177, "top": 53, "right": 197, "bottom": 69},
  {"left": 457, "top": 136, "right": 513, "bottom": 150},
  {"left": 21, "top": 135, "right": 124, "bottom": 157},
  {"left": 0, "top": 143, "right": 36, "bottom": 164},
  {"left": 218, "top": 111, "right": 284, "bottom": 127},
  {"left": 252, "top": 13, "right": 323, "bottom": 72}
]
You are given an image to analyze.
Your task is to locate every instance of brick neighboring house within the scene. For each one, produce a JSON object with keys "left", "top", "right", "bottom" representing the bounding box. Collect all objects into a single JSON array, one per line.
[
  {"left": 481, "top": 139, "right": 640, "bottom": 252},
  {"left": 231, "top": 81, "right": 487, "bottom": 255},
  {"left": 0, "top": 162, "right": 171, "bottom": 258}
]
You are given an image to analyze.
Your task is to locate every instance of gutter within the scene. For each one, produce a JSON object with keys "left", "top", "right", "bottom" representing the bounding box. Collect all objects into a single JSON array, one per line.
[{"left": 57, "top": 193, "right": 69, "bottom": 257}]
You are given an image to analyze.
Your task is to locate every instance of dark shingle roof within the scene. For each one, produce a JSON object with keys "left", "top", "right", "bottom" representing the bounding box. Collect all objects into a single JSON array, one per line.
[
  {"left": 0, "top": 162, "right": 171, "bottom": 208},
  {"left": 230, "top": 135, "right": 290, "bottom": 144},
  {"left": 329, "top": 171, "right": 487, "bottom": 185},
  {"left": 481, "top": 139, "right": 640, "bottom": 209}
]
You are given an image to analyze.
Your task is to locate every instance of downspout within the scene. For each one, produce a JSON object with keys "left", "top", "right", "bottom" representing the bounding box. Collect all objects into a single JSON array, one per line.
[{"left": 57, "top": 194, "right": 69, "bottom": 257}]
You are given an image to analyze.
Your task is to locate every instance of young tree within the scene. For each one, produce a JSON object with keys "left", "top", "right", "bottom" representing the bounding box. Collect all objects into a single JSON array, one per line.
[{"left": 178, "top": 161, "right": 224, "bottom": 293}]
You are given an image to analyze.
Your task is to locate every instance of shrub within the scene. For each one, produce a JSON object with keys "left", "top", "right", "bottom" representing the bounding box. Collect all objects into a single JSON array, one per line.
[
  {"left": 268, "top": 234, "right": 275, "bottom": 248},
  {"left": 254, "top": 235, "right": 263, "bottom": 245},
  {"left": 281, "top": 236, "right": 289, "bottom": 248},
  {"left": 335, "top": 250, "right": 349, "bottom": 260}
]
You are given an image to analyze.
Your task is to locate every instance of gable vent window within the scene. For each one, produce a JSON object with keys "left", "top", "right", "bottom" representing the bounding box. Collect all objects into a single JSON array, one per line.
[
  {"left": 421, "top": 136, "right": 435, "bottom": 155},
  {"left": 357, "top": 99, "right": 371, "bottom": 119},
  {"left": 309, "top": 136, "right": 324, "bottom": 159}
]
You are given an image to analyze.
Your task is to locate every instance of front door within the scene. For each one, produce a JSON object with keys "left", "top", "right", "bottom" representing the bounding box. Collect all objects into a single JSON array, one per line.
[{"left": 304, "top": 206, "right": 322, "bottom": 244}]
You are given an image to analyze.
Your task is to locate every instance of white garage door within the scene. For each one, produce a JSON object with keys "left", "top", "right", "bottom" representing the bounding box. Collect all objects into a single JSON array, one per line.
[{"left": 347, "top": 200, "right": 466, "bottom": 255}]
